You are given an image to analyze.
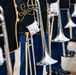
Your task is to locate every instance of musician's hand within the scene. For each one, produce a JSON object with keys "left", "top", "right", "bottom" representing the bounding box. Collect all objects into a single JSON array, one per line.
[
  {"left": 26, "top": 20, "right": 40, "bottom": 35},
  {"left": 50, "top": 1, "right": 58, "bottom": 16},
  {"left": 0, "top": 47, "right": 4, "bottom": 66}
]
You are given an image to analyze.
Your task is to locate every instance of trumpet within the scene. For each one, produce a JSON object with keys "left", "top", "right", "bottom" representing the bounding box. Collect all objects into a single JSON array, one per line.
[
  {"left": 65, "top": 8, "right": 76, "bottom": 39},
  {"left": 36, "top": 0, "right": 57, "bottom": 66},
  {"left": 27, "top": 1, "right": 57, "bottom": 75},
  {"left": 27, "top": 0, "right": 57, "bottom": 66},
  {"left": 64, "top": 9, "right": 76, "bottom": 28},
  {"left": 0, "top": 6, "right": 12, "bottom": 75},
  {"left": 46, "top": 3, "right": 56, "bottom": 75},
  {"left": 51, "top": 0, "right": 70, "bottom": 57},
  {"left": 52, "top": 0, "right": 70, "bottom": 42},
  {"left": 25, "top": 32, "right": 37, "bottom": 75}
]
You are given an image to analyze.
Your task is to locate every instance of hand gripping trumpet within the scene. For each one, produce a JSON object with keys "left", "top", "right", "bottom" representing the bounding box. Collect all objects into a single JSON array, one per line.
[{"left": 0, "top": 6, "right": 12, "bottom": 75}]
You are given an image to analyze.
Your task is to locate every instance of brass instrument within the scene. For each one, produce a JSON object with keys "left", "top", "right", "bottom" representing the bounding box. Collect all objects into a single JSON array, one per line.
[
  {"left": 46, "top": 3, "right": 52, "bottom": 54},
  {"left": 70, "top": 4, "right": 76, "bottom": 39},
  {"left": 25, "top": 32, "right": 37, "bottom": 75},
  {"left": 0, "top": 6, "right": 12, "bottom": 75},
  {"left": 35, "top": 0, "right": 57, "bottom": 66},
  {"left": 27, "top": 0, "right": 39, "bottom": 23},
  {"left": 46, "top": 1, "right": 57, "bottom": 75},
  {"left": 51, "top": 0, "right": 70, "bottom": 57},
  {"left": 65, "top": 8, "right": 76, "bottom": 39},
  {"left": 27, "top": 0, "right": 57, "bottom": 66},
  {"left": 52, "top": 0, "right": 70, "bottom": 42},
  {"left": 65, "top": 9, "right": 76, "bottom": 28},
  {"left": 25, "top": 32, "right": 29, "bottom": 75}
]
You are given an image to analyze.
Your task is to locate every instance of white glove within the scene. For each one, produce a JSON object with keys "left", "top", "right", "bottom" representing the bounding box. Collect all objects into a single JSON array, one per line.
[
  {"left": 26, "top": 20, "right": 40, "bottom": 35},
  {"left": 67, "top": 41, "right": 76, "bottom": 51},
  {"left": 0, "top": 47, "right": 4, "bottom": 66},
  {"left": 50, "top": 1, "right": 59, "bottom": 16}
]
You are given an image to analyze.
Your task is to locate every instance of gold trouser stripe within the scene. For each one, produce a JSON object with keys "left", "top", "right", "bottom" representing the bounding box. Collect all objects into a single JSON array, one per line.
[{"left": 70, "top": 27, "right": 72, "bottom": 39}]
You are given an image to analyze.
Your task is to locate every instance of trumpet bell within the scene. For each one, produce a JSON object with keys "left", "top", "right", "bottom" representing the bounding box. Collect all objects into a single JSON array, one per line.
[
  {"left": 52, "top": 30, "right": 70, "bottom": 42},
  {"left": 64, "top": 19, "right": 76, "bottom": 28},
  {"left": 37, "top": 51, "right": 57, "bottom": 66}
]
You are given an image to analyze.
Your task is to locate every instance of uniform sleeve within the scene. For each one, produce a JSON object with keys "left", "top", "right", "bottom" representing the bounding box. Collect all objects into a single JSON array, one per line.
[
  {"left": 0, "top": 0, "right": 7, "bottom": 7},
  {"left": 60, "top": 0, "right": 70, "bottom": 10},
  {"left": 48, "top": 0, "right": 57, "bottom": 4},
  {"left": 70, "top": 0, "right": 76, "bottom": 5},
  {"left": 0, "top": 0, "right": 18, "bottom": 53},
  {"left": 17, "top": 0, "right": 34, "bottom": 28}
]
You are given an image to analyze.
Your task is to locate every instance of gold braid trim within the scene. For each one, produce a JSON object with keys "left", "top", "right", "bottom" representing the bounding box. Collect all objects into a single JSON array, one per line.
[
  {"left": 13, "top": 0, "right": 19, "bottom": 48},
  {"left": 19, "top": 3, "right": 32, "bottom": 21}
]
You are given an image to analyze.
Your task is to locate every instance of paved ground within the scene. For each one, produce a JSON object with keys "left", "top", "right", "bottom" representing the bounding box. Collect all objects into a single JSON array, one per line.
[
  {"left": 70, "top": 72, "right": 76, "bottom": 75},
  {"left": 62, "top": 49, "right": 76, "bottom": 75}
]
